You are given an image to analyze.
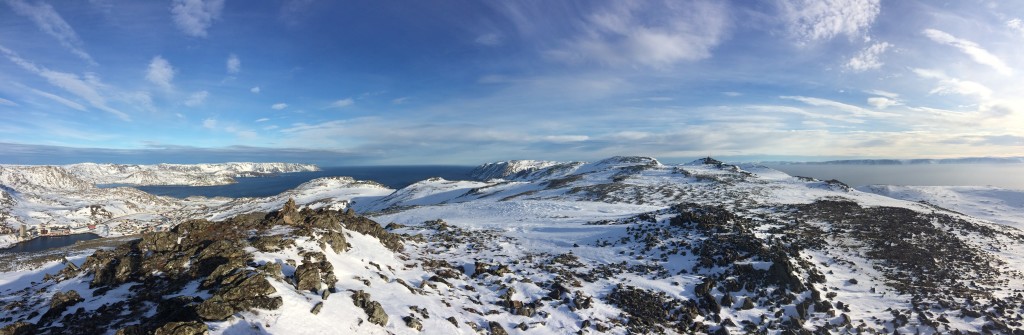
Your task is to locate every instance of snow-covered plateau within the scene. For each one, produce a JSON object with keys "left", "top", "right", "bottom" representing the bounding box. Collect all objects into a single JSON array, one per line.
[{"left": 1, "top": 157, "right": 1023, "bottom": 334}]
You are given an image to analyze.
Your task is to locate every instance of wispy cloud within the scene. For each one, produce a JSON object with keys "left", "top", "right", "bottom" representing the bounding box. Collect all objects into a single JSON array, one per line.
[
  {"left": 474, "top": 33, "right": 501, "bottom": 46},
  {"left": 922, "top": 29, "right": 1013, "bottom": 75},
  {"left": 250, "top": 86, "right": 260, "bottom": 94},
  {"left": 864, "top": 89, "right": 898, "bottom": 99},
  {"left": 146, "top": 56, "right": 175, "bottom": 90},
  {"left": 391, "top": 97, "right": 409, "bottom": 104},
  {"left": 226, "top": 53, "right": 240, "bottom": 74},
  {"left": 780, "top": 0, "right": 880, "bottom": 43},
  {"left": 184, "top": 90, "right": 209, "bottom": 107},
  {"left": 845, "top": 41, "right": 891, "bottom": 71},
  {"left": 328, "top": 98, "right": 353, "bottom": 108},
  {"left": 913, "top": 68, "right": 993, "bottom": 99},
  {"left": 0, "top": 97, "right": 17, "bottom": 106},
  {"left": 171, "top": 0, "right": 225, "bottom": 37},
  {"left": 543, "top": 1, "right": 730, "bottom": 68},
  {"left": 29, "top": 88, "right": 86, "bottom": 111},
  {"left": 1009, "top": 19, "right": 1024, "bottom": 36},
  {"left": 5, "top": 0, "right": 95, "bottom": 64},
  {"left": 255, "top": 118, "right": 269, "bottom": 122},
  {"left": 271, "top": 103, "right": 288, "bottom": 110},
  {"left": 0, "top": 45, "right": 129, "bottom": 120},
  {"left": 202, "top": 118, "right": 217, "bottom": 129},
  {"left": 867, "top": 97, "right": 900, "bottom": 109},
  {"left": 781, "top": 95, "right": 896, "bottom": 118}
]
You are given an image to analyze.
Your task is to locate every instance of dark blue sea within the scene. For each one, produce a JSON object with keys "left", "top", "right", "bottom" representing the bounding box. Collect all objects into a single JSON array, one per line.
[
  {"left": 105, "top": 166, "right": 474, "bottom": 199},
  {"left": 0, "top": 233, "right": 100, "bottom": 253}
]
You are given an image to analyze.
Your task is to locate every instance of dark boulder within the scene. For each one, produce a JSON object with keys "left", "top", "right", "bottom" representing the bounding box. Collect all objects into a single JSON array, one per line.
[{"left": 351, "top": 290, "right": 388, "bottom": 326}]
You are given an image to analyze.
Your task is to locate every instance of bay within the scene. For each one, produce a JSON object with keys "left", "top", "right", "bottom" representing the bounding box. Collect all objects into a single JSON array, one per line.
[{"left": 121, "top": 165, "right": 473, "bottom": 199}]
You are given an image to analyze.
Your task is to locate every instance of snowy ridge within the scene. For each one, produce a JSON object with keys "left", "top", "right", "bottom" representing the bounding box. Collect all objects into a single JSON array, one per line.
[{"left": 469, "top": 160, "right": 585, "bottom": 181}]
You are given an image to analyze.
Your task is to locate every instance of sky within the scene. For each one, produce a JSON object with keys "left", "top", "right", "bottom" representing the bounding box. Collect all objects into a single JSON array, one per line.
[{"left": 1, "top": 0, "right": 1023, "bottom": 165}]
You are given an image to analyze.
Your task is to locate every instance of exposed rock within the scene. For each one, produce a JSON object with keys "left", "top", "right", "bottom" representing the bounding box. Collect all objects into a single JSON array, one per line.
[
  {"left": 311, "top": 302, "right": 323, "bottom": 315},
  {"left": 294, "top": 262, "right": 322, "bottom": 292},
  {"left": 39, "top": 290, "right": 83, "bottom": 323},
  {"left": 352, "top": 290, "right": 388, "bottom": 326},
  {"left": 0, "top": 322, "right": 34, "bottom": 335},
  {"left": 489, "top": 321, "right": 509, "bottom": 335},
  {"left": 404, "top": 315, "right": 423, "bottom": 331},
  {"left": 196, "top": 270, "right": 282, "bottom": 321},
  {"left": 153, "top": 321, "right": 208, "bottom": 335}
]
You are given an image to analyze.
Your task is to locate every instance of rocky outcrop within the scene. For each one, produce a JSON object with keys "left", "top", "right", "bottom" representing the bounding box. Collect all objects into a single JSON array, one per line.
[
  {"left": 0, "top": 200, "right": 392, "bottom": 334},
  {"left": 152, "top": 321, "right": 208, "bottom": 335},
  {"left": 351, "top": 290, "right": 389, "bottom": 326}
]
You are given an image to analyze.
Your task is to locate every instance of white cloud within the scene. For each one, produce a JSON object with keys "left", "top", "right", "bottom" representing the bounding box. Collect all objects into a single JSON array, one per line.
[
  {"left": 722, "top": 92, "right": 742, "bottom": 97},
  {"left": 867, "top": 96, "right": 900, "bottom": 109},
  {"left": 250, "top": 86, "right": 261, "bottom": 94},
  {"left": 546, "top": 1, "right": 730, "bottom": 68},
  {"left": 5, "top": 0, "right": 94, "bottom": 64},
  {"left": 922, "top": 29, "right": 1013, "bottom": 75},
  {"left": 29, "top": 88, "right": 85, "bottom": 111},
  {"left": 1008, "top": 19, "right": 1024, "bottom": 36},
  {"left": 845, "top": 42, "right": 891, "bottom": 71},
  {"left": 255, "top": 118, "right": 270, "bottom": 122},
  {"left": 392, "top": 97, "right": 409, "bottom": 104},
  {"left": 475, "top": 33, "right": 501, "bottom": 46},
  {"left": 0, "top": 45, "right": 129, "bottom": 120},
  {"left": 781, "top": 95, "right": 896, "bottom": 118},
  {"left": 271, "top": 103, "right": 288, "bottom": 110},
  {"left": 780, "top": 0, "right": 880, "bottom": 43},
  {"left": 913, "top": 68, "right": 993, "bottom": 99},
  {"left": 226, "top": 54, "right": 240, "bottom": 74},
  {"left": 864, "top": 89, "right": 898, "bottom": 98},
  {"left": 146, "top": 56, "right": 175, "bottom": 90},
  {"left": 202, "top": 118, "right": 217, "bottom": 129},
  {"left": 0, "top": 97, "right": 17, "bottom": 106},
  {"left": 328, "top": 98, "right": 353, "bottom": 108},
  {"left": 171, "top": 0, "right": 225, "bottom": 37},
  {"left": 184, "top": 90, "right": 209, "bottom": 107},
  {"left": 542, "top": 135, "right": 589, "bottom": 143}
]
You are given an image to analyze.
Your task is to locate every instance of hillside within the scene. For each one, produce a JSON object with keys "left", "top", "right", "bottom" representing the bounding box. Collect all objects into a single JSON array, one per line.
[{"left": 2, "top": 157, "right": 1023, "bottom": 334}]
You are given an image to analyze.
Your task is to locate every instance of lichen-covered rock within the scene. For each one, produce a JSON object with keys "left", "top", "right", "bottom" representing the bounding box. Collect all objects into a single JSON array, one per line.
[
  {"left": 0, "top": 322, "right": 35, "bottom": 335},
  {"left": 351, "top": 290, "right": 389, "bottom": 326},
  {"left": 488, "top": 321, "right": 508, "bottom": 335},
  {"left": 197, "top": 270, "right": 282, "bottom": 321},
  {"left": 39, "top": 290, "right": 83, "bottom": 323},
  {"left": 404, "top": 315, "right": 423, "bottom": 331},
  {"left": 293, "top": 262, "right": 322, "bottom": 292},
  {"left": 153, "top": 321, "right": 208, "bottom": 335}
]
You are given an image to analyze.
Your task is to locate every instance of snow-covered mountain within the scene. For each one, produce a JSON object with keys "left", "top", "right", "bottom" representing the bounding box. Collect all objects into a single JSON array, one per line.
[
  {"left": 0, "top": 163, "right": 323, "bottom": 249},
  {"left": 62, "top": 162, "right": 319, "bottom": 186},
  {"left": 2, "top": 157, "right": 1023, "bottom": 334}
]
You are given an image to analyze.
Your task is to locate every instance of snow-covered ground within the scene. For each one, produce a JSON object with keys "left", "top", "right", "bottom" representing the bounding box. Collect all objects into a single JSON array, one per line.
[
  {"left": 2, "top": 157, "right": 1023, "bottom": 334},
  {"left": 859, "top": 184, "right": 1024, "bottom": 229}
]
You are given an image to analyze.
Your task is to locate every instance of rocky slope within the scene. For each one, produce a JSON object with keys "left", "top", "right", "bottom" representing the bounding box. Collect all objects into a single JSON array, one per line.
[{"left": 2, "top": 156, "right": 1023, "bottom": 334}]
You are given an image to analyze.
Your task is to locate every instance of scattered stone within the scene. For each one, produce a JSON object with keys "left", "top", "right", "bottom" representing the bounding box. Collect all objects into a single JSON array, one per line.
[
  {"left": 488, "top": 321, "right": 508, "bottom": 335},
  {"left": 153, "top": 321, "right": 208, "bottom": 335},
  {"left": 351, "top": 290, "right": 388, "bottom": 326}
]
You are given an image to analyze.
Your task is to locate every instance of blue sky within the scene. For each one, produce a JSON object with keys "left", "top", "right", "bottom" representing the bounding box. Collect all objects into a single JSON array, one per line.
[{"left": 1, "top": 0, "right": 1022, "bottom": 165}]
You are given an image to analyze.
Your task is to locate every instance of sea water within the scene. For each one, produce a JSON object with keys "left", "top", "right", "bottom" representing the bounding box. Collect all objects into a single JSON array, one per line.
[{"left": 112, "top": 165, "right": 474, "bottom": 199}]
